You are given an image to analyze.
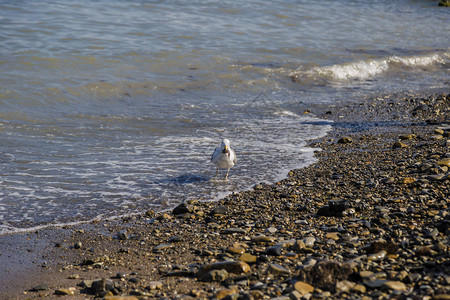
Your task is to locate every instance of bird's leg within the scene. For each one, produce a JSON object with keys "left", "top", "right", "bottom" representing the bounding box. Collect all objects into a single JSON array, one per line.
[
  {"left": 215, "top": 167, "right": 218, "bottom": 179},
  {"left": 225, "top": 169, "right": 229, "bottom": 181}
]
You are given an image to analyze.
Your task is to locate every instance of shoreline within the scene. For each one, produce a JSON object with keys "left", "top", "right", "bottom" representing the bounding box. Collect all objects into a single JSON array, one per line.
[{"left": 0, "top": 92, "right": 449, "bottom": 299}]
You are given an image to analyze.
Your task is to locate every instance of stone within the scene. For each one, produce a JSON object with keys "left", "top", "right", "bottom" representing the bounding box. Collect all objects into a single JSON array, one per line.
[
  {"left": 382, "top": 281, "right": 407, "bottom": 291},
  {"left": 91, "top": 278, "right": 115, "bottom": 294},
  {"left": 437, "top": 158, "right": 450, "bottom": 167},
  {"left": 227, "top": 246, "right": 245, "bottom": 254},
  {"left": 215, "top": 288, "right": 237, "bottom": 300},
  {"left": 221, "top": 227, "right": 247, "bottom": 235},
  {"left": 294, "top": 281, "right": 314, "bottom": 295},
  {"left": 210, "top": 206, "right": 229, "bottom": 216},
  {"left": 54, "top": 288, "right": 76, "bottom": 296},
  {"left": 117, "top": 230, "right": 128, "bottom": 240},
  {"left": 197, "top": 261, "right": 250, "bottom": 276},
  {"left": 153, "top": 243, "right": 172, "bottom": 252},
  {"left": 297, "top": 261, "right": 352, "bottom": 290},
  {"left": 266, "top": 245, "right": 283, "bottom": 256},
  {"left": 338, "top": 137, "right": 353, "bottom": 144},
  {"left": 368, "top": 250, "right": 387, "bottom": 261},
  {"left": 201, "top": 269, "right": 229, "bottom": 282},
  {"left": 399, "top": 134, "right": 416, "bottom": 140},
  {"left": 292, "top": 240, "right": 306, "bottom": 251},
  {"left": 325, "top": 232, "right": 340, "bottom": 241},
  {"left": 172, "top": 202, "right": 191, "bottom": 215},
  {"left": 239, "top": 253, "right": 257, "bottom": 264},
  {"left": 104, "top": 296, "right": 139, "bottom": 300},
  {"left": 303, "top": 237, "right": 316, "bottom": 247},
  {"left": 146, "top": 281, "right": 163, "bottom": 290},
  {"left": 74, "top": 241, "right": 82, "bottom": 249},
  {"left": 402, "top": 177, "right": 416, "bottom": 184},
  {"left": 336, "top": 280, "right": 355, "bottom": 293},
  {"left": 265, "top": 227, "right": 277, "bottom": 234},
  {"left": 289, "top": 290, "right": 302, "bottom": 300},
  {"left": 393, "top": 141, "right": 408, "bottom": 149},
  {"left": 267, "top": 263, "right": 290, "bottom": 275},
  {"left": 352, "top": 284, "right": 367, "bottom": 293},
  {"left": 30, "top": 284, "right": 49, "bottom": 292},
  {"left": 251, "top": 235, "right": 276, "bottom": 243}
]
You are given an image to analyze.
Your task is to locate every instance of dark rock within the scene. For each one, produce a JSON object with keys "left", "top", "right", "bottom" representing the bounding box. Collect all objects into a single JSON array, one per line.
[
  {"left": 210, "top": 206, "right": 229, "bottom": 216},
  {"left": 338, "top": 137, "right": 353, "bottom": 144},
  {"left": 30, "top": 283, "right": 49, "bottom": 292},
  {"left": 172, "top": 202, "right": 191, "bottom": 215},
  {"left": 296, "top": 261, "right": 352, "bottom": 290},
  {"left": 317, "top": 200, "right": 350, "bottom": 217},
  {"left": 365, "top": 241, "right": 399, "bottom": 255},
  {"left": 265, "top": 245, "right": 283, "bottom": 256}
]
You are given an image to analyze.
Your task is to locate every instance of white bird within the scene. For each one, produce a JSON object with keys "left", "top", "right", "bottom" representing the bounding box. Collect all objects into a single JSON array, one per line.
[{"left": 211, "top": 139, "right": 237, "bottom": 180}]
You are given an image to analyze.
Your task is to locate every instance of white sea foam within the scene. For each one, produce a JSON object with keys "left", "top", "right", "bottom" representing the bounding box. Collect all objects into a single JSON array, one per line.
[{"left": 292, "top": 51, "right": 449, "bottom": 82}]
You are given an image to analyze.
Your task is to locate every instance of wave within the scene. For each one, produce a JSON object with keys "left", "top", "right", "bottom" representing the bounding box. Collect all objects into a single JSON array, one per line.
[{"left": 291, "top": 51, "right": 450, "bottom": 83}]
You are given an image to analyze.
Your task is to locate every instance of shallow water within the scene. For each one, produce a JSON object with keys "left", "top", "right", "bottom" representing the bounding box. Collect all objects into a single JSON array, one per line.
[{"left": 0, "top": 0, "right": 449, "bottom": 234}]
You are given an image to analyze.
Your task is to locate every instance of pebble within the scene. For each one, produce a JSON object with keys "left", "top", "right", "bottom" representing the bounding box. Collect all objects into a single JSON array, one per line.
[
  {"left": 303, "top": 237, "right": 316, "bottom": 247},
  {"left": 251, "top": 235, "right": 276, "bottom": 243},
  {"left": 393, "top": 141, "right": 408, "bottom": 149},
  {"left": 267, "top": 263, "right": 290, "bottom": 275},
  {"left": 437, "top": 158, "right": 450, "bottom": 167},
  {"left": 146, "top": 281, "right": 163, "bottom": 290},
  {"left": 239, "top": 253, "right": 257, "bottom": 264},
  {"left": 221, "top": 228, "right": 247, "bottom": 235},
  {"left": 382, "top": 280, "right": 407, "bottom": 291},
  {"left": 368, "top": 250, "right": 387, "bottom": 261},
  {"left": 338, "top": 137, "right": 353, "bottom": 144},
  {"left": 294, "top": 281, "right": 314, "bottom": 295},
  {"left": 335, "top": 280, "right": 355, "bottom": 293},
  {"left": 197, "top": 261, "right": 251, "bottom": 276},
  {"left": 325, "top": 232, "right": 340, "bottom": 241},
  {"left": 54, "top": 288, "right": 76, "bottom": 296}
]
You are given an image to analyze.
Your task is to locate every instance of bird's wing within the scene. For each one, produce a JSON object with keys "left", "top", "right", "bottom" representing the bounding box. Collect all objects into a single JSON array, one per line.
[
  {"left": 232, "top": 149, "right": 237, "bottom": 164},
  {"left": 211, "top": 147, "right": 220, "bottom": 162}
]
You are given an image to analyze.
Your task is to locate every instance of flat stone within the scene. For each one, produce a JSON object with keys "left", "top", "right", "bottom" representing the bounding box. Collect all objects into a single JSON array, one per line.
[
  {"left": 215, "top": 288, "right": 238, "bottom": 300},
  {"left": 368, "top": 250, "right": 387, "bottom": 261},
  {"left": 210, "top": 206, "right": 229, "bottom": 216},
  {"left": 227, "top": 246, "right": 245, "bottom": 254},
  {"left": 265, "top": 227, "right": 277, "bottom": 234},
  {"left": 399, "top": 134, "right": 416, "bottom": 140},
  {"left": 352, "top": 284, "right": 367, "bottom": 293},
  {"left": 437, "top": 158, "right": 450, "bottom": 167},
  {"left": 382, "top": 280, "right": 407, "bottom": 291},
  {"left": 239, "top": 253, "right": 257, "bottom": 264},
  {"left": 402, "top": 177, "right": 416, "bottom": 184},
  {"left": 325, "top": 232, "right": 340, "bottom": 241},
  {"left": 30, "top": 284, "right": 49, "bottom": 292},
  {"left": 364, "top": 279, "right": 387, "bottom": 289},
  {"left": 197, "top": 261, "right": 250, "bottom": 276},
  {"left": 153, "top": 243, "right": 172, "bottom": 252},
  {"left": 336, "top": 280, "right": 355, "bottom": 293},
  {"left": 104, "top": 296, "right": 139, "bottom": 300},
  {"left": 294, "top": 281, "right": 314, "bottom": 295},
  {"left": 267, "top": 263, "right": 290, "bottom": 275},
  {"left": 251, "top": 235, "right": 276, "bottom": 243},
  {"left": 221, "top": 228, "right": 247, "bottom": 235},
  {"left": 54, "top": 288, "right": 76, "bottom": 296}
]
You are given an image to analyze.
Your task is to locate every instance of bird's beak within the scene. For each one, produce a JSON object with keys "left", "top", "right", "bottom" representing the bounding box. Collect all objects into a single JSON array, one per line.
[{"left": 224, "top": 145, "right": 228, "bottom": 151}]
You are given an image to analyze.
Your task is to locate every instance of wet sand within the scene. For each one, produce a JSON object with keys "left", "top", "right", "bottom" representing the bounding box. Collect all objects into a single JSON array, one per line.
[{"left": 0, "top": 93, "right": 449, "bottom": 299}]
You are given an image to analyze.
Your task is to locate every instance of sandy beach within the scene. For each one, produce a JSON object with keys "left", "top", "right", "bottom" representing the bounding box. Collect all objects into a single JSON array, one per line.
[{"left": 0, "top": 92, "right": 449, "bottom": 299}]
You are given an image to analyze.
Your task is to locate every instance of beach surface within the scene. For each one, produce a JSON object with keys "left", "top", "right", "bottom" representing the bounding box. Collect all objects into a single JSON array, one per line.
[{"left": 0, "top": 93, "right": 449, "bottom": 299}]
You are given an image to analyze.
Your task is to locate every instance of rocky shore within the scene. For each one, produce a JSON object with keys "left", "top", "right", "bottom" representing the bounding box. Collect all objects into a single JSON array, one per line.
[{"left": 1, "top": 93, "right": 449, "bottom": 300}]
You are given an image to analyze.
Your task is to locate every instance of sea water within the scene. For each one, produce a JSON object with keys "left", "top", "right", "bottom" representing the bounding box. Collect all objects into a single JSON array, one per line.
[{"left": 0, "top": 0, "right": 449, "bottom": 234}]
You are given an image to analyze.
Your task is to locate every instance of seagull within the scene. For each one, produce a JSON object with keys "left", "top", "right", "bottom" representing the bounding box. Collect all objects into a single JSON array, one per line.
[{"left": 211, "top": 139, "right": 237, "bottom": 180}]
